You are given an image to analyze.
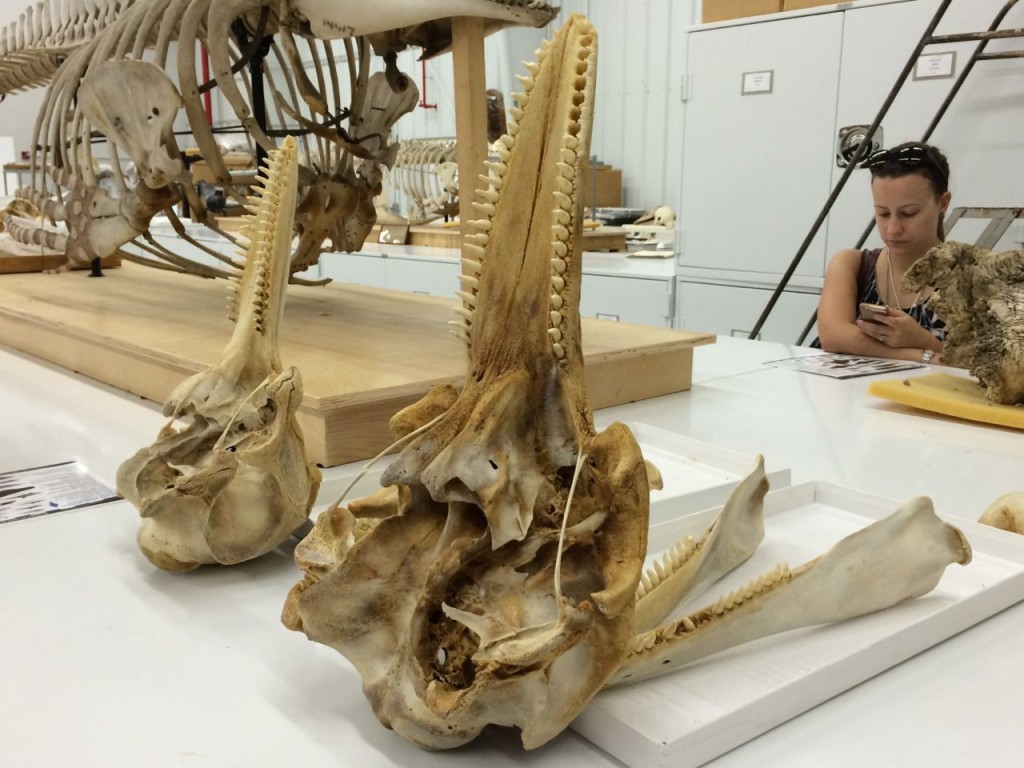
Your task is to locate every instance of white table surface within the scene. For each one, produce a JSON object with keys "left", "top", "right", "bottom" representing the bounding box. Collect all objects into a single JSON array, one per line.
[{"left": 2, "top": 336, "right": 1023, "bottom": 767}]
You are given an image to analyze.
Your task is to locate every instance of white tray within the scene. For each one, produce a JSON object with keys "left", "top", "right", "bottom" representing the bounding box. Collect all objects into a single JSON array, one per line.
[
  {"left": 571, "top": 482, "right": 1024, "bottom": 768},
  {"left": 314, "top": 421, "right": 791, "bottom": 525},
  {"left": 623, "top": 422, "right": 790, "bottom": 522}
]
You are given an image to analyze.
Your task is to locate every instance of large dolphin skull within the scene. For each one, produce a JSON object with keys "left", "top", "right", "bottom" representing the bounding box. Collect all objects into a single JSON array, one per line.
[{"left": 282, "top": 14, "right": 971, "bottom": 751}]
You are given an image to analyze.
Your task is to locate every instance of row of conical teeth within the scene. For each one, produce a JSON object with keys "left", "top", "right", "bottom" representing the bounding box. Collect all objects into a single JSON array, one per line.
[
  {"left": 450, "top": 126, "right": 516, "bottom": 344},
  {"left": 635, "top": 534, "right": 703, "bottom": 600},
  {"left": 629, "top": 562, "right": 793, "bottom": 656},
  {"left": 225, "top": 150, "right": 289, "bottom": 332},
  {"left": 548, "top": 32, "right": 595, "bottom": 361}
]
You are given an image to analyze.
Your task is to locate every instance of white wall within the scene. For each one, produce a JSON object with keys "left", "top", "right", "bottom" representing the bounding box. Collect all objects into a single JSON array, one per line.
[{"left": 550, "top": 1, "right": 699, "bottom": 210}]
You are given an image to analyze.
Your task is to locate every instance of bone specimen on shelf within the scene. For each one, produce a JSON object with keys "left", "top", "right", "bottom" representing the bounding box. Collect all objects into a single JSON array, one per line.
[
  {"left": 117, "top": 137, "right": 322, "bottom": 572},
  {"left": 378, "top": 138, "right": 460, "bottom": 224},
  {"left": 905, "top": 241, "right": 1024, "bottom": 404},
  {"left": 0, "top": 0, "right": 557, "bottom": 277},
  {"left": 282, "top": 14, "right": 972, "bottom": 751},
  {"left": 978, "top": 491, "right": 1024, "bottom": 535},
  {"left": 634, "top": 205, "right": 676, "bottom": 228}
]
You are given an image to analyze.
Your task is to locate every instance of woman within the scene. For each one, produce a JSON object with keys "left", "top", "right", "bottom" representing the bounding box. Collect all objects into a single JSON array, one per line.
[{"left": 814, "top": 142, "right": 950, "bottom": 364}]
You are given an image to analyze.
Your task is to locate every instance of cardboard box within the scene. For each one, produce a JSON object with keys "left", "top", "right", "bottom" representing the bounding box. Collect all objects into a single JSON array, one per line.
[
  {"left": 783, "top": 0, "right": 851, "bottom": 9},
  {"left": 702, "top": 0, "right": 783, "bottom": 23},
  {"left": 581, "top": 164, "right": 622, "bottom": 208},
  {"left": 188, "top": 152, "right": 253, "bottom": 185}
]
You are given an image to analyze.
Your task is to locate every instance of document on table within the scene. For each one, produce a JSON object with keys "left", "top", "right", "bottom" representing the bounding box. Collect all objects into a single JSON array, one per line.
[
  {"left": 765, "top": 353, "right": 925, "bottom": 379},
  {"left": 0, "top": 461, "right": 118, "bottom": 523}
]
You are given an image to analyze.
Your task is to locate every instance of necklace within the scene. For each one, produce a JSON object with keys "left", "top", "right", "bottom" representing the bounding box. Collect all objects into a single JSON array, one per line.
[{"left": 886, "top": 248, "right": 922, "bottom": 310}]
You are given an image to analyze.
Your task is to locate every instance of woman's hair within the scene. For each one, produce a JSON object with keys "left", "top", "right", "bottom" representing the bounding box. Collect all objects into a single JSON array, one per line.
[
  {"left": 867, "top": 142, "right": 951, "bottom": 239},
  {"left": 867, "top": 142, "right": 950, "bottom": 197}
]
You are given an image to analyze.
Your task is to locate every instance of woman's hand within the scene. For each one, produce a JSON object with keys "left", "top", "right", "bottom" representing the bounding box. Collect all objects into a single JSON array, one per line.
[{"left": 856, "top": 309, "right": 934, "bottom": 349}]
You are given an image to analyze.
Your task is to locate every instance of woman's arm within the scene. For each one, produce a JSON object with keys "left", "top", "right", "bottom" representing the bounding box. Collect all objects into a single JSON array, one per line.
[{"left": 816, "top": 249, "right": 940, "bottom": 361}]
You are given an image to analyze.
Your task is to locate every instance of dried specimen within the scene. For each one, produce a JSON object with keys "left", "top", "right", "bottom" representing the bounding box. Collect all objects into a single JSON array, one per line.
[
  {"left": 905, "top": 240, "right": 1024, "bottom": 404},
  {"left": 282, "top": 15, "right": 971, "bottom": 751},
  {"left": 117, "top": 137, "right": 321, "bottom": 571}
]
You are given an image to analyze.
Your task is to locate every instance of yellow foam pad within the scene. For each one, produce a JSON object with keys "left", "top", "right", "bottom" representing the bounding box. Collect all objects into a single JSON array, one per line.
[{"left": 868, "top": 372, "right": 1024, "bottom": 430}]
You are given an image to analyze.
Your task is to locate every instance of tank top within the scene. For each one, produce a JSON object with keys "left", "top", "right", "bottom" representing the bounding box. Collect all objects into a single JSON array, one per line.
[
  {"left": 856, "top": 248, "right": 947, "bottom": 340},
  {"left": 810, "top": 248, "right": 947, "bottom": 347}
]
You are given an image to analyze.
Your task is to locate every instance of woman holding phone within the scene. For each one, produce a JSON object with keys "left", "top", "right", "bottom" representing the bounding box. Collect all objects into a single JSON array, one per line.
[{"left": 813, "top": 142, "right": 950, "bottom": 364}]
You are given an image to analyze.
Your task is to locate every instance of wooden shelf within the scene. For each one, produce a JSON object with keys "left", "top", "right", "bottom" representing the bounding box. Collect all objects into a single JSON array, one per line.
[
  {"left": 0, "top": 264, "right": 713, "bottom": 466},
  {"left": 369, "top": 223, "right": 628, "bottom": 252},
  {"left": 0, "top": 244, "right": 120, "bottom": 274}
]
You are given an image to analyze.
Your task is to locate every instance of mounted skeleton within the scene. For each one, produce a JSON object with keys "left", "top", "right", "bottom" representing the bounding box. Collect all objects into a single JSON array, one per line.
[{"left": 0, "top": 0, "right": 556, "bottom": 277}]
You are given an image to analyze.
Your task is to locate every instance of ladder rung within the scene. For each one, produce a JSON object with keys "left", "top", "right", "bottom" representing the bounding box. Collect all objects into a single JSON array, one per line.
[
  {"left": 977, "top": 50, "right": 1024, "bottom": 61},
  {"left": 928, "top": 27, "right": 1024, "bottom": 45}
]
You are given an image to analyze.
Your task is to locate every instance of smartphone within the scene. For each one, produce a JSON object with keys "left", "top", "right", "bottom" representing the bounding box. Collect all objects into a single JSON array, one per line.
[{"left": 859, "top": 302, "right": 890, "bottom": 321}]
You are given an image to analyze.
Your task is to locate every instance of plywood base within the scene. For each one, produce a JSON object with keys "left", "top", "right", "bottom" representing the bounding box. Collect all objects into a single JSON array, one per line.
[
  {"left": 0, "top": 264, "right": 713, "bottom": 466},
  {"left": 0, "top": 245, "right": 121, "bottom": 274},
  {"left": 370, "top": 223, "right": 628, "bottom": 252}
]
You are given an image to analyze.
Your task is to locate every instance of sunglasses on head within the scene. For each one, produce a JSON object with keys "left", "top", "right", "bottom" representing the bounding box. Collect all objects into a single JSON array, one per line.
[{"left": 863, "top": 144, "right": 945, "bottom": 181}]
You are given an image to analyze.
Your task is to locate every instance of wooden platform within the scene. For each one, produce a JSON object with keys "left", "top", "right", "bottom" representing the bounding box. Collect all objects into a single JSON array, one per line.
[
  {"left": 0, "top": 244, "right": 121, "bottom": 274},
  {"left": 369, "top": 223, "right": 629, "bottom": 252},
  {"left": 212, "top": 220, "right": 628, "bottom": 252},
  {"left": 0, "top": 264, "right": 713, "bottom": 466}
]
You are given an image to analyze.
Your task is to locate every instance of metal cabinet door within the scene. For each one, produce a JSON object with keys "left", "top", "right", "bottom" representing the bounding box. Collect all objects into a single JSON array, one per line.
[
  {"left": 385, "top": 256, "right": 460, "bottom": 297},
  {"left": 580, "top": 273, "right": 674, "bottom": 327},
  {"left": 319, "top": 252, "right": 387, "bottom": 287},
  {"left": 676, "top": 279, "right": 819, "bottom": 344},
  {"left": 680, "top": 11, "right": 843, "bottom": 279}
]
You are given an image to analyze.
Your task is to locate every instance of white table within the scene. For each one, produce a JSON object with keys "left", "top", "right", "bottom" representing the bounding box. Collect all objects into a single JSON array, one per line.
[{"left": 2, "top": 337, "right": 1022, "bottom": 767}]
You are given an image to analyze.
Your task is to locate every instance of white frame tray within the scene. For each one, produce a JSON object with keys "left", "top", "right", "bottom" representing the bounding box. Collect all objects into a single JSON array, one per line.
[
  {"left": 622, "top": 421, "right": 791, "bottom": 523},
  {"left": 572, "top": 481, "right": 1024, "bottom": 768}
]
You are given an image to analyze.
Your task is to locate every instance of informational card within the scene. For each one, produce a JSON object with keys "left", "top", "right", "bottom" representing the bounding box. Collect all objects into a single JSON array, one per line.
[
  {"left": 765, "top": 353, "right": 925, "bottom": 380},
  {"left": 0, "top": 461, "right": 118, "bottom": 524}
]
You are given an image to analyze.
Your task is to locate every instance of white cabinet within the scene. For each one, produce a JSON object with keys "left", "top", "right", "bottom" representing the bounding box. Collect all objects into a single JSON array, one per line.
[
  {"left": 320, "top": 252, "right": 386, "bottom": 287},
  {"left": 580, "top": 273, "right": 674, "bottom": 327},
  {"left": 676, "top": 279, "right": 819, "bottom": 344},
  {"left": 680, "top": 11, "right": 843, "bottom": 280},
  {"left": 320, "top": 252, "right": 458, "bottom": 298},
  {"left": 320, "top": 249, "right": 677, "bottom": 327},
  {"left": 385, "top": 256, "right": 461, "bottom": 297}
]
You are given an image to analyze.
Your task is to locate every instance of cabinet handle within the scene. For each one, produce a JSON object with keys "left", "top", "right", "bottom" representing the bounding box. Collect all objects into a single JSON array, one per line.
[{"left": 731, "top": 328, "right": 760, "bottom": 340}]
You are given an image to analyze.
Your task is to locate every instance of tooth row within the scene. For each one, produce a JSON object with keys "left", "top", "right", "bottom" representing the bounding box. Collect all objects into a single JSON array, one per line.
[
  {"left": 636, "top": 535, "right": 702, "bottom": 599},
  {"left": 455, "top": 290, "right": 477, "bottom": 308},
  {"left": 447, "top": 320, "right": 470, "bottom": 343},
  {"left": 709, "top": 563, "right": 791, "bottom": 617},
  {"left": 226, "top": 277, "right": 241, "bottom": 322},
  {"left": 477, "top": 186, "right": 499, "bottom": 203},
  {"left": 226, "top": 141, "right": 296, "bottom": 328},
  {"left": 549, "top": 208, "right": 567, "bottom": 362}
]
